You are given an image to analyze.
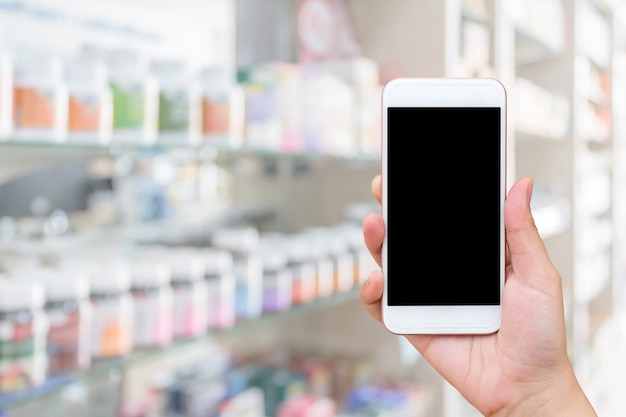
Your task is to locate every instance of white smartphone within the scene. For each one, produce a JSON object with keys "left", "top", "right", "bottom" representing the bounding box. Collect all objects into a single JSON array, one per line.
[{"left": 380, "top": 77, "right": 507, "bottom": 334}]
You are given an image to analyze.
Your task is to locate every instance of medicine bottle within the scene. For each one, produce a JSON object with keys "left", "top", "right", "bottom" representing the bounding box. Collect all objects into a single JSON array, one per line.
[
  {"left": 44, "top": 268, "right": 92, "bottom": 375},
  {"left": 0, "top": 52, "right": 13, "bottom": 137},
  {"left": 211, "top": 227, "right": 263, "bottom": 320},
  {"left": 129, "top": 256, "right": 173, "bottom": 349},
  {"left": 65, "top": 55, "right": 109, "bottom": 139},
  {"left": 337, "top": 223, "right": 376, "bottom": 286},
  {"left": 168, "top": 248, "right": 209, "bottom": 339},
  {"left": 284, "top": 235, "right": 318, "bottom": 304},
  {"left": 106, "top": 49, "right": 154, "bottom": 141},
  {"left": 304, "top": 227, "right": 355, "bottom": 294},
  {"left": 12, "top": 53, "right": 65, "bottom": 138},
  {"left": 89, "top": 258, "right": 133, "bottom": 359},
  {"left": 0, "top": 278, "right": 47, "bottom": 393},
  {"left": 202, "top": 248, "right": 236, "bottom": 329},
  {"left": 258, "top": 240, "right": 292, "bottom": 313}
]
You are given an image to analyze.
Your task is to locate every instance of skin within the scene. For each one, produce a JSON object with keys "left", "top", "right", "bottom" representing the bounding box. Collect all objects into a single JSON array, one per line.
[{"left": 360, "top": 175, "right": 598, "bottom": 417}]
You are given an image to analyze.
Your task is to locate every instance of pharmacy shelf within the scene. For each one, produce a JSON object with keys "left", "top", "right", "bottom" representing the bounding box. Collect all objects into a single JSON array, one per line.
[
  {"left": 514, "top": 25, "right": 563, "bottom": 66},
  {"left": 0, "top": 137, "right": 380, "bottom": 164},
  {"left": 0, "top": 287, "right": 361, "bottom": 411}
]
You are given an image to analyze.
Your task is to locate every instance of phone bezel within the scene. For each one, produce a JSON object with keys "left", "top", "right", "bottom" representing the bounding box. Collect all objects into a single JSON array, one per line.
[{"left": 380, "top": 77, "right": 507, "bottom": 334}]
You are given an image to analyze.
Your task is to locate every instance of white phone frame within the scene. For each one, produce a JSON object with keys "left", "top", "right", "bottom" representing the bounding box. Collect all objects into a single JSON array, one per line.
[{"left": 380, "top": 77, "right": 507, "bottom": 334}]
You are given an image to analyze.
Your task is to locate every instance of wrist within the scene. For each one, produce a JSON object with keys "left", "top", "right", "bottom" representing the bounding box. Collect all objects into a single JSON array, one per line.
[{"left": 492, "top": 370, "right": 597, "bottom": 417}]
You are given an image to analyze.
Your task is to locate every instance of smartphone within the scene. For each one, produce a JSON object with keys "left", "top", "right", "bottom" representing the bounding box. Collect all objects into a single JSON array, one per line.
[{"left": 381, "top": 77, "right": 507, "bottom": 334}]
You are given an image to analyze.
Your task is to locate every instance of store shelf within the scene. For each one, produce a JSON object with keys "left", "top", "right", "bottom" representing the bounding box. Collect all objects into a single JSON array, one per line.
[
  {"left": 0, "top": 288, "right": 361, "bottom": 411},
  {"left": 2, "top": 1, "right": 626, "bottom": 416},
  {"left": 514, "top": 25, "right": 563, "bottom": 66},
  {"left": 511, "top": 0, "right": 566, "bottom": 66},
  {"left": 0, "top": 136, "right": 380, "bottom": 164},
  {"left": 0, "top": 1, "right": 384, "bottom": 416}
]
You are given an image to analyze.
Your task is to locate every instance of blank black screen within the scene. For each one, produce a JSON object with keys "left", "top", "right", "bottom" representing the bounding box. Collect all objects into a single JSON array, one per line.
[{"left": 387, "top": 107, "right": 502, "bottom": 306}]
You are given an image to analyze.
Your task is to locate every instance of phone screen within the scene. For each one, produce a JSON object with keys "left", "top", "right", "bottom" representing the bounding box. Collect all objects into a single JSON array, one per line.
[{"left": 387, "top": 107, "right": 502, "bottom": 306}]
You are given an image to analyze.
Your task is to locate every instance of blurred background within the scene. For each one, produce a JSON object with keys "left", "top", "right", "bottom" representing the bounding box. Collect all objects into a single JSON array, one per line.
[{"left": 0, "top": 0, "right": 624, "bottom": 416}]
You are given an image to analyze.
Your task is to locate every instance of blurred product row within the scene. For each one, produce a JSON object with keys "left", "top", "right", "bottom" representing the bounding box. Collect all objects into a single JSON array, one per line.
[
  {"left": 125, "top": 346, "right": 434, "bottom": 417},
  {"left": 0, "top": 222, "right": 377, "bottom": 400},
  {"left": 4, "top": 341, "right": 435, "bottom": 417},
  {"left": 0, "top": 49, "right": 381, "bottom": 156}
]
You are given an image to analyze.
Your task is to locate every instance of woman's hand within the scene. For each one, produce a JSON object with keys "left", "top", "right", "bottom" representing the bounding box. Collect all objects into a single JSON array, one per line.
[{"left": 360, "top": 175, "right": 598, "bottom": 417}]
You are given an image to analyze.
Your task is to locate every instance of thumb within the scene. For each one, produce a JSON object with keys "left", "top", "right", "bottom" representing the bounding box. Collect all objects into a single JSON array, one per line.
[{"left": 504, "top": 177, "right": 556, "bottom": 285}]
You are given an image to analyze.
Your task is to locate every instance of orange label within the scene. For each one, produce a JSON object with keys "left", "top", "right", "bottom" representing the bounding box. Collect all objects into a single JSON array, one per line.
[
  {"left": 13, "top": 87, "right": 55, "bottom": 128},
  {"left": 100, "top": 322, "right": 131, "bottom": 358},
  {"left": 68, "top": 96, "right": 100, "bottom": 132},
  {"left": 202, "top": 98, "right": 229, "bottom": 134}
]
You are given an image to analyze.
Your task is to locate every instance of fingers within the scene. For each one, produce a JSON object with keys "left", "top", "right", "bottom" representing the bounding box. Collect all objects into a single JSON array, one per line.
[
  {"left": 372, "top": 174, "right": 382, "bottom": 204},
  {"left": 363, "top": 212, "right": 384, "bottom": 267},
  {"left": 505, "top": 176, "right": 559, "bottom": 286},
  {"left": 360, "top": 269, "right": 384, "bottom": 323},
  {"left": 363, "top": 174, "right": 384, "bottom": 267},
  {"left": 361, "top": 174, "right": 384, "bottom": 323}
]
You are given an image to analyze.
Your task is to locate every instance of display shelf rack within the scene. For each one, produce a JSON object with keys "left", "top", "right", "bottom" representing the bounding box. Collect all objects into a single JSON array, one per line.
[
  {"left": 0, "top": 287, "right": 361, "bottom": 412},
  {"left": 0, "top": 135, "right": 380, "bottom": 164}
]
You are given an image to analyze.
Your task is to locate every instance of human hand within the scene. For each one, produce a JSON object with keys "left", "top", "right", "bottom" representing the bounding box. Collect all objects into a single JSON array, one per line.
[{"left": 360, "top": 175, "right": 597, "bottom": 417}]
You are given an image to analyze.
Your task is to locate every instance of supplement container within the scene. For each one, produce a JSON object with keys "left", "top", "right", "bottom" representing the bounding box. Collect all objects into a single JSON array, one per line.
[
  {"left": 258, "top": 240, "right": 292, "bottom": 313},
  {"left": 0, "top": 278, "right": 47, "bottom": 393},
  {"left": 44, "top": 267, "right": 92, "bottom": 375},
  {"left": 129, "top": 256, "right": 173, "bottom": 349},
  {"left": 167, "top": 248, "right": 209, "bottom": 339},
  {"left": 64, "top": 55, "right": 112, "bottom": 142},
  {"left": 106, "top": 49, "right": 156, "bottom": 143},
  {"left": 211, "top": 227, "right": 263, "bottom": 320},
  {"left": 284, "top": 235, "right": 318, "bottom": 304},
  {"left": 197, "top": 67, "right": 232, "bottom": 137},
  {"left": 151, "top": 60, "right": 190, "bottom": 138},
  {"left": 0, "top": 51, "right": 12, "bottom": 138},
  {"left": 337, "top": 223, "right": 376, "bottom": 285},
  {"left": 305, "top": 227, "right": 355, "bottom": 293},
  {"left": 202, "top": 248, "right": 236, "bottom": 329},
  {"left": 89, "top": 258, "right": 133, "bottom": 359},
  {"left": 12, "top": 53, "right": 67, "bottom": 140}
]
